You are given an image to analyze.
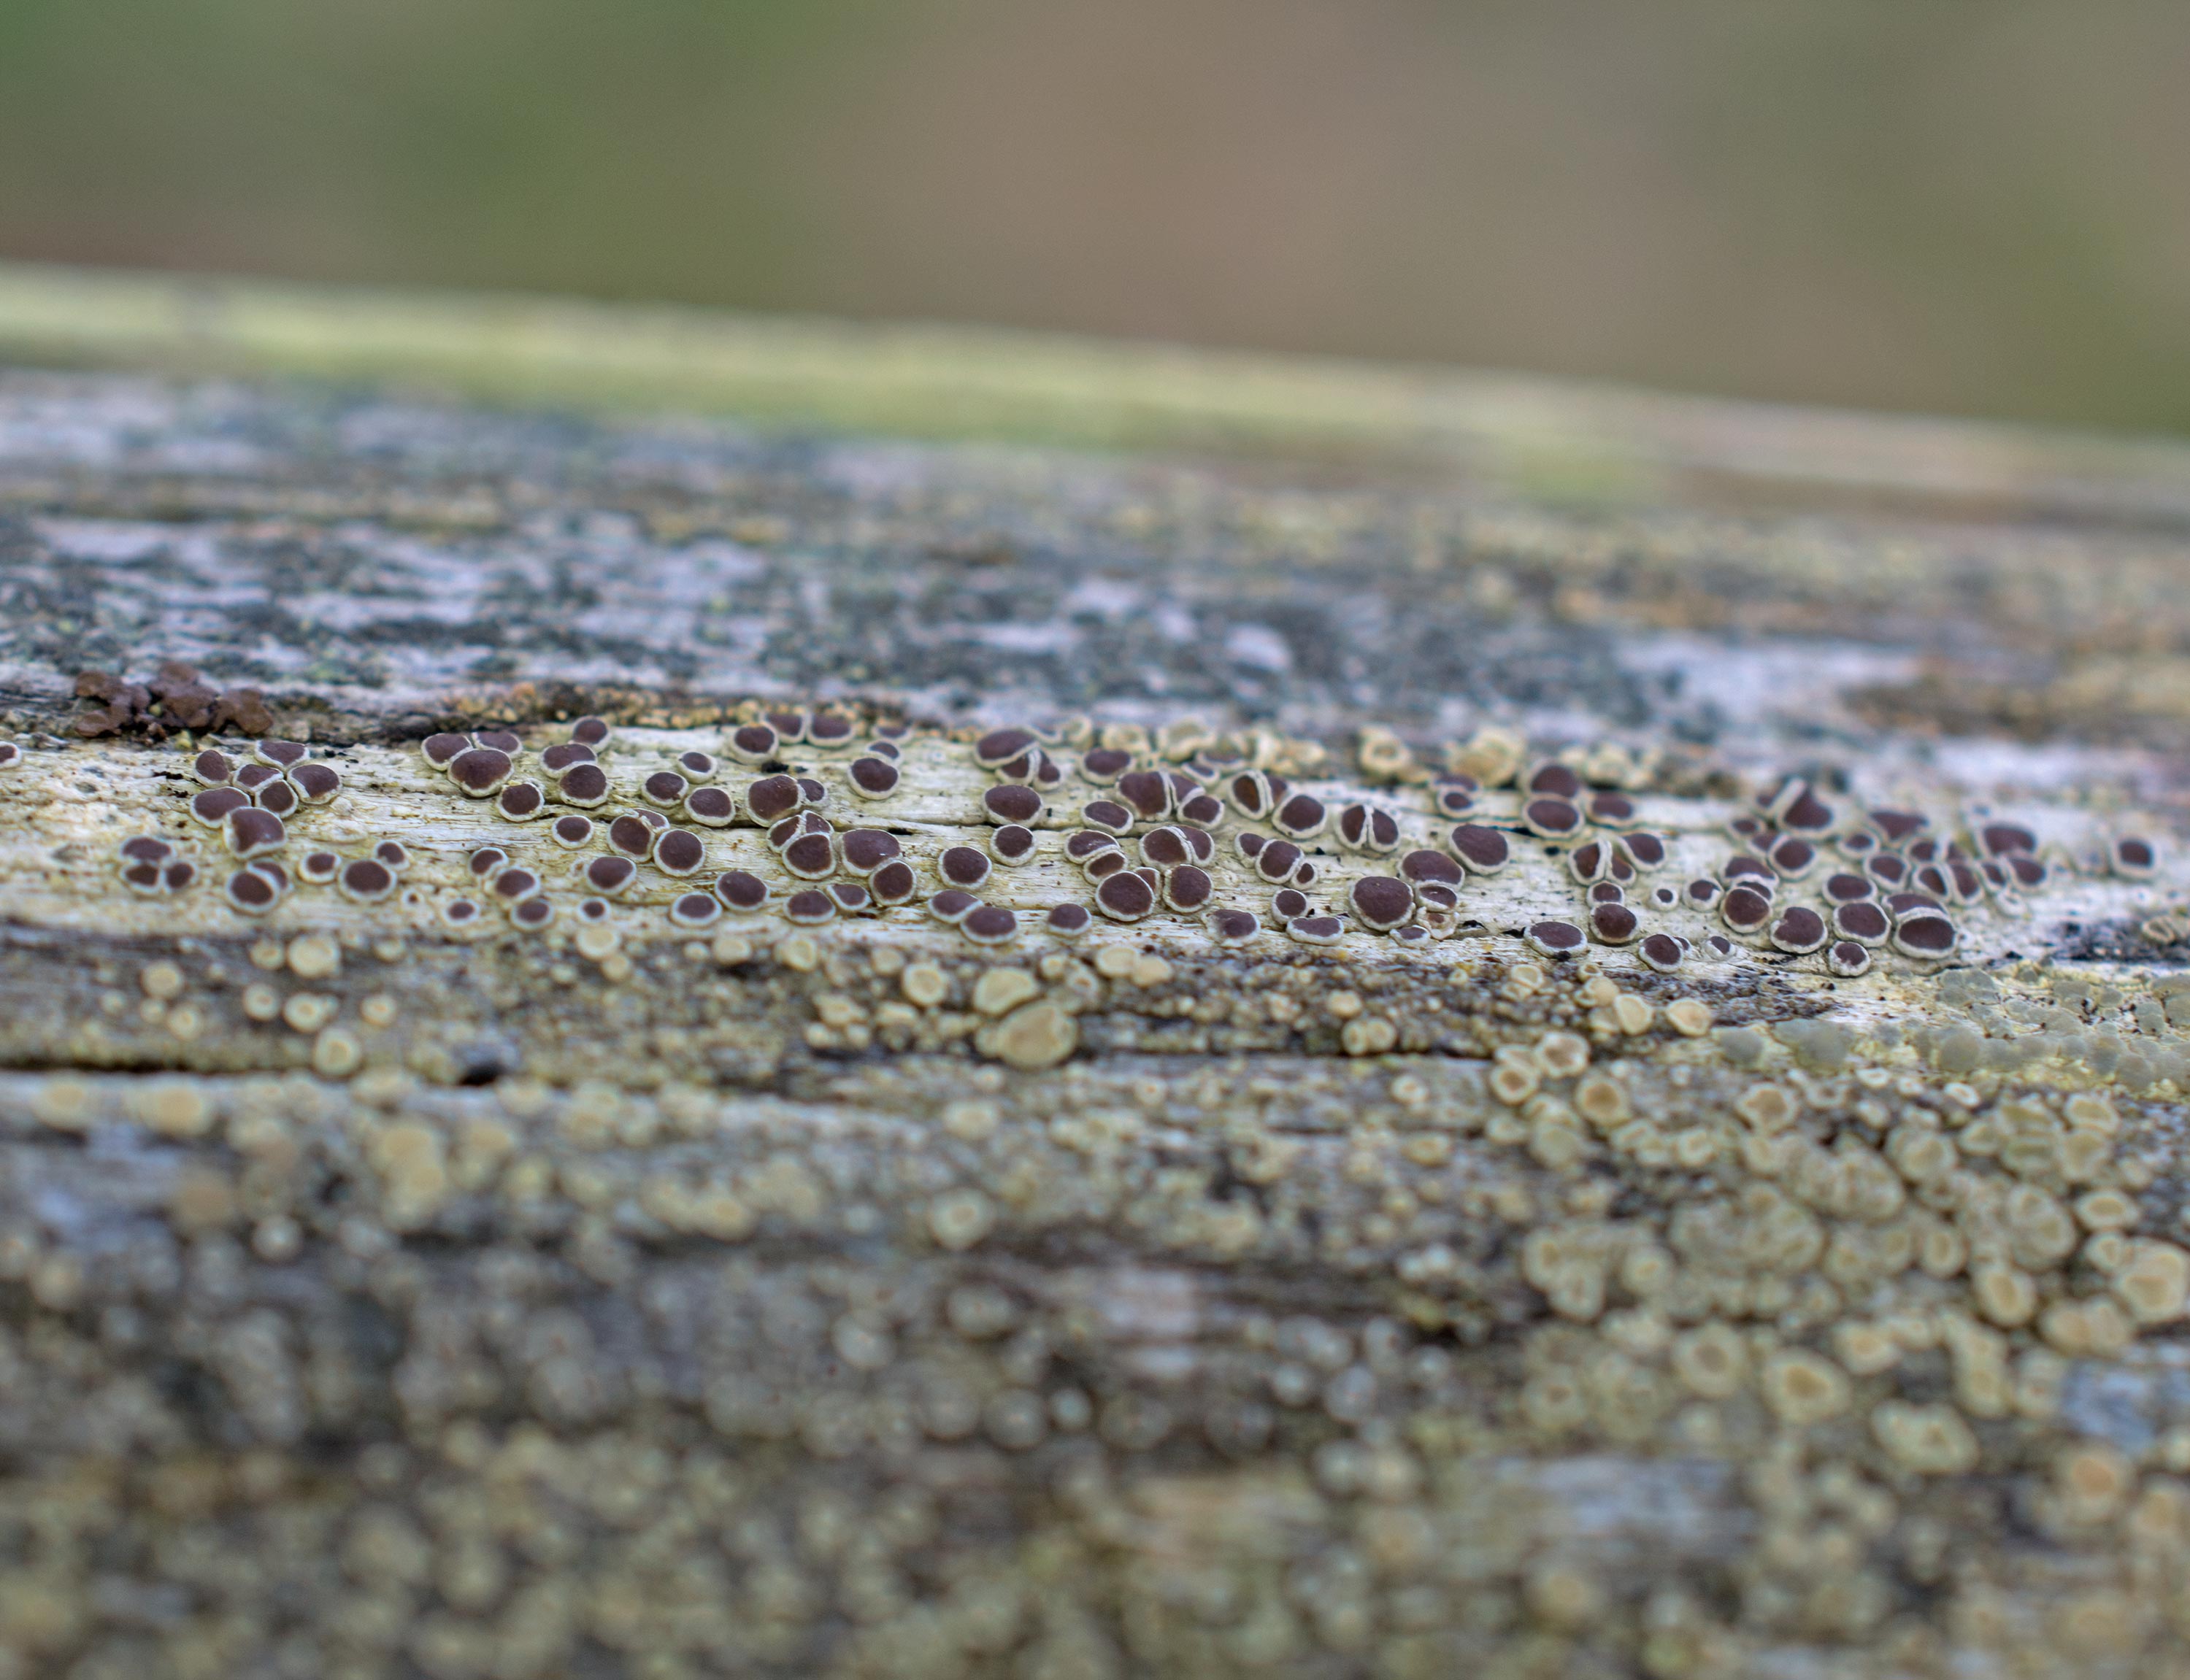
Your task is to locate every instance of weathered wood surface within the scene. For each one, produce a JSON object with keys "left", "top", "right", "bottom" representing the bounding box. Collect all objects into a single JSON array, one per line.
[{"left": 2, "top": 272, "right": 2190, "bottom": 1679}]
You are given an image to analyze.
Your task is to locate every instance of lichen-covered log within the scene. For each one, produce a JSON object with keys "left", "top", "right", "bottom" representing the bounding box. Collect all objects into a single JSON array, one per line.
[{"left": 1, "top": 298, "right": 2190, "bottom": 1679}]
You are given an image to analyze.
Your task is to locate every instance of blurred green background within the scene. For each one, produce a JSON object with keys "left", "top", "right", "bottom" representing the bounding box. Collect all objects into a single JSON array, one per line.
[{"left": 1, "top": 0, "right": 2186, "bottom": 434}]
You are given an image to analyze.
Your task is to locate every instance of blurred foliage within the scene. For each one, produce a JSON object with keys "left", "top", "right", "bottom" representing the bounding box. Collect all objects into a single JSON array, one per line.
[{"left": 0, "top": 0, "right": 2185, "bottom": 434}]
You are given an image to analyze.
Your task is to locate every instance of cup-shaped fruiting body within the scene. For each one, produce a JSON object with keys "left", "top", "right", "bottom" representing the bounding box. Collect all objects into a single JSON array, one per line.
[
  {"left": 1721, "top": 886, "right": 1773, "bottom": 935},
  {"left": 1251, "top": 839, "right": 1312, "bottom": 886},
  {"left": 249, "top": 859, "right": 291, "bottom": 895},
  {"left": 1082, "top": 800, "right": 1134, "bottom": 838},
  {"left": 785, "top": 889, "right": 836, "bottom": 925},
  {"left": 468, "top": 847, "right": 509, "bottom": 879},
  {"left": 374, "top": 840, "right": 411, "bottom": 876},
  {"left": 848, "top": 757, "right": 900, "bottom": 799},
  {"left": 976, "top": 727, "right": 1038, "bottom": 771},
  {"left": 254, "top": 739, "right": 307, "bottom": 770},
  {"left": 1208, "top": 908, "right": 1259, "bottom": 944},
  {"left": 1446, "top": 825, "right": 1509, "bottom": 875},
  {"left": 224, "top": 867, "right": 281, "bottom": 915},
  {"left": 1083, "top": 850, "right": 1129, "bottom": 882},
  {"left": 746, "top": 774, "right": 802, "bottom": 825},
  {"left": 1269, "top": 886, "right": 1310, "bottom": 922},
  {"left": 1865, "top": 852, "right": 1910, "bottom": 888},
  {"left": 995, "top": 747, "right": 1065, "bottom": 790},
  {"left": 1832, "top": 901, "right": 1891, "bottom": 947},
  {"left": 1046, "top": 903, "right": 1093, "bottom": 937},
  {"left": 767, "top": 812, "right": 829, "bottom": 851},
  {"left": 339, "top": 858, "right": 396, "bottom": 903},
  {"left": 962, "top": 905, "right": 1019, "bottom": 945},
  {"left": 224, "top": 806, "right": 286, "bottom": 859},
  {"left": 991, "top": 824, "right": 1038, "bottom": 866},
  {"left": 489, "top": 867, "right": 542, "bottom": 906},
  {"left": 826, "top": 882, "right": 871, "bottom": 914},
  {"left": 1078, "top": 747, "right": 1132, "bottom": 785},
  {"left": 550, "top": 814, "right": 596, "bottom": 849},
  {"left": 119, "top": 835, "right": 174, "bottom": 866},
  {"left": 190, "top": 749, "right": 234, "bottom": 785},
  {"left": 841, "top": 830, "right": 902, "bottom": 876},
  {"left": 1587, "top": 882, "right": 1626, "bottom": 905},
  {"left": 1287, "top": 915, "right": 1345, "bottom": 946},
  {"left": 448, "top": 747, "right": 514, "bottom": 798},
  {"left": 472, "top": 730, "right": 523, "bottom": 757},
  {"left": 1165, "top": 865, "right": 1215, "bottom": 913},
  {"left": 1399, "top": 849, "right": 1464, "bottom": 893},
  {"left": 422, "top": 733, "right": 469, "bottom": 770},
  {"left": 1432, "top": 774, "right": 1478, "bottom": 817},
  {"left": 1827, "top": 939, "right": 1872, "bottom": 977},
  {"left": 938, "top": 846, "right": 993, "bottom": 890},
  {"left": 1868, "top": 808, "right": 1926, "bottom": 842},
  {"left": 1349, "top": 876, "right": 1414, "bottom": 933},
  {"left": 1226, "top": 771, "right": 1279, "bottom": 823},
  {"left": 1891, "top": 913, "right": 1959, "bottom": 959},
  {"left": 1177, "top": 792, "right": 1226, "bottom": 831},
  {"left": 255, "top": 778, "right": 300, "bottom": 817},
  {"left": 539, "top": 742, "right": 596, "bottom": 779},
  {"left": 511, "top": 896, "right": 555, "bottom": 930},
  {"left": 1778, "top": 785, "right": 1837, "bottom": 835},
  {"left": 1525, "top": 762, "right": 1584, "bottom": 799},
  {"left": 1115, "top": 770, "right": 1172, "bottom": 823},
  {"left": 1590, "top": 903, "right": 1640, "bottom": 944},
  {"left": 190, "top": 787, "right": 249, "bottom": 826},
  {"left": 653, "top": 828, "right": 709, "bottom": 878},
  {"left": 1823, "top": 871, "right": 1872, "bottom": 903},
  {"left": 676, "top": 750, "right": 718, "bottom": 782},
  {"left": 724, "top": 723, "right": 778, "bottom": 765},
  {"left": 2114, "top": 836, "right": 2158, "bottom": 879},
  {"left": 2004, "top": 852, "right": 2047, "bottom": 889},
  {"left": 575, "top": 897, "right": 612, "bottom": 924},
  {"left": 807, "top": 713, "right": 856, "bottom": 750},
  {"left": 585, "top": 855, "right": 639, "bottom": 898},
  {"left": 1272, "top": 793, "right": 1327, "bottom": 841},
  {"left": 235, "top": 763, "right": 282, "bottom": 794},
  {"left": 778, "top": 830, "right": 837, "bottom": 881},
  {"left": 606, "top": 815, "right": 656, "bottom": 859},
  {"left": 669, "top": 892, "right": 722, "bottom": 929},
  {"left": 1979, "top": 822, "right": 2037, "bottom": 858},
  {"left": 1723, "top": 855, "right": 1775, "bottom": 892},
  {"left": 1065, "top": 830, "right": 1120, "bottom": 870},
  {"left": 287, "top": 761, "right": 342, "bottom": 804},
  {"left": 1138, "top": 827, "right": 1192, "bottom": 871},
  {"left": 558, "top": 763, "right": 610, "bottom": 807},
  {"left": 765, "top": 710, "right": 809, "bottom": 744},
  {"left": 1525, "top": 920, "right": 1586, "bottom": 957},
  {"left": 439, "top": 897, "right": 483, "bottom": 930},
  {"left": 1567, "top": 841, "right": 1611, "bottom": 885},
  {"left": 869, "top": 861, "right": 918, "bottom": 906},
  {"left": 1520, "top": 797, "right": 1584, "bottom": 839},
  {"left": 496, "top": 781, "right": 545, "bottom": 822},
  {"left": 294, "top": 849, "right": 339, "bottom": 885},
  {"left": 682, "top": 785, "right": 736, "bottom": 827},
  {"left": 1588, "top": 792, "right": 1640, "bottom": 830},
  {"left": 1094, "top": 872, "right": 1156, "bottom": 922},
  {"left": 1758, "top": 836, "right": 1812, "bottom": 882},
  {"left": 1615, "top": 831, "right": 1667, "bottom": 871},
  {"left": 983, "top": 784, "right": 1042, "bottom": 826},
  {"left": 642, "top": 770, "right": 689, "bottom": 809},
  {"left": 1637, "top": 932, "right": 1685, "bottom": 973},
  {"left": 569, "top": 717, "right": 611, "bottom": 748},
  {"left": 712, "top": 869, "right": 769, "bottom": 912},
  {"left": 927, "top": 888, "right": 981, "bottom": 924},
  {"left": 1337, "top": 803, "right": 1401, "bottom": 854},
  {"left": 1770, "top": 906, "right": 1829, "bottom": 954}
]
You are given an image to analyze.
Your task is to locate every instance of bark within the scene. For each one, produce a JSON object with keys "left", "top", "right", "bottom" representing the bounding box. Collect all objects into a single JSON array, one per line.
[{"left": 0, "top": 270, "right": 2188, "bottom": 1678}]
